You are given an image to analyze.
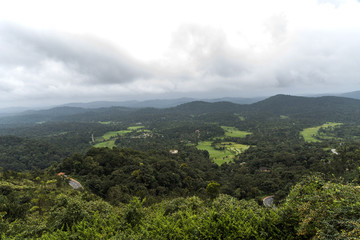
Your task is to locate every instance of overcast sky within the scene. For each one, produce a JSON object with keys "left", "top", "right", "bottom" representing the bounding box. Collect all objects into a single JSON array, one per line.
[{"left": 1, "top": 0, "right": 360, "bottom": 107}]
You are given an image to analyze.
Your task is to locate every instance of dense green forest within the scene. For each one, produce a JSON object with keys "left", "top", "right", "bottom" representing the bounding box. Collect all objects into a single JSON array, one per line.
[{"left": 1, "top": 94, "right": 360, "bottom": 238}]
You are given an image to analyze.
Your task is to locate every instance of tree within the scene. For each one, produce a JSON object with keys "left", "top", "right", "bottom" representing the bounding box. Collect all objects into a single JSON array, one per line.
[{"left": 206, "top": 181, "right": 220, "bottom": 199}]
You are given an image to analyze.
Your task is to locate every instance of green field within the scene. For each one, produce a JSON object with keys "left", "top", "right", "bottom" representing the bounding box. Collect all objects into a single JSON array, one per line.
[
  {"left": 93, "top": 140, "right": 116, "bottom": 148},
  {"left": 98, "top": 121, "right": 113, "bottom": 125},
  {"left": 93, "top": 126, "right": 149, "bottom": 148},
  {"left": 100, "top": 130, "right": 132, "bottom": 141},
  {"left": 301, "top": 122, "right": 342, "bottom": 142},
  {"left": 221, "top": 126, "right": 252, "bottom": 138},
  {"left": 128, "top": 125, "right": 144, "bottom": 130},
  {"left": 280, "top": 115, "right": 289, "bottom": 119},
  {"left": 197, "top": 141, "right": 250, "bottom": 165}
]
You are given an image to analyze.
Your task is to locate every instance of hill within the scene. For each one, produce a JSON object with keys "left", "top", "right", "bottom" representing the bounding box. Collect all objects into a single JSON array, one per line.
[
  {"left": 2, "top": 94, "right": 360, "bottom": 125},
  {"left": 250, "top": 94, "right": 360, "bottom": 115}
]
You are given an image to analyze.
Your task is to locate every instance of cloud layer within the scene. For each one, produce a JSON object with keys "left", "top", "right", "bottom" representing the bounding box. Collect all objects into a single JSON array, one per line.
[{"left": 0, "top": 0, "right": 360, "bottom": 107}]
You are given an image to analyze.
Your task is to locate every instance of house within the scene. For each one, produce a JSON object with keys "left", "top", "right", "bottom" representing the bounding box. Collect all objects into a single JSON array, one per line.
[
  {"left": 169, "top": 149, "right": 179, "bottom": 154},
  {"left": 259, "top": 167, "right": 271, "bottom": 173}
]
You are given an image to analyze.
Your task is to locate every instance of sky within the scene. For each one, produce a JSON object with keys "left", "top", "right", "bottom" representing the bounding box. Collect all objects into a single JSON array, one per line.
[{"left": 0, "top": 0, "right": 360, "bottom": 107}]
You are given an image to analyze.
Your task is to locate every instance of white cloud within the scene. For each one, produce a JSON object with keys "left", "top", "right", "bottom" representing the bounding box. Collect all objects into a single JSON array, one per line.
[{"left": 0, "top": 0, "right": 360, "bottom": 107}]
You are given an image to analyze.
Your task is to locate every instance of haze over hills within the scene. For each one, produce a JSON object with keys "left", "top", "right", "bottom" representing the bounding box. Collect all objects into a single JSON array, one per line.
[
  {"left": 61, "top": 96, "right": 264, "bottom": 109},
  {"left": 1, "top": 89, "right": 360, "bottom": 117},
  {"left": 1, "top": 94, "right": 360, "bottom": 125}
]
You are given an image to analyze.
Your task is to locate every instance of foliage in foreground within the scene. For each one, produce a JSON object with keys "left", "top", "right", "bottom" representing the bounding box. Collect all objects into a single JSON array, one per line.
[{"left": 1, "top": 170, "right": 360, "bottom": 239}]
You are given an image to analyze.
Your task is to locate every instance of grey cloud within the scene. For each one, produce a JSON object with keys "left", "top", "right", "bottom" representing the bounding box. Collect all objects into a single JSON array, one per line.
[
  {"left": 317, "top": 0, "right": 343, "bottom": 7},
  {"left": 0, "top": 23, "right": 150, "bottom": 84},
  {"left": 164, "top": 23, "right": 360, "bottom": 94},
  {"left": 270, "top": 30, "right": 360, "bottom": 91},
  {"left": 264, "top": 14, "right": 288, "bottom": 43},
  {"left": 1, "top": 21, "right": 360, "bottom": 107},
  {"left": 169, "top": 25, "right": 247, "bottom": 79}
]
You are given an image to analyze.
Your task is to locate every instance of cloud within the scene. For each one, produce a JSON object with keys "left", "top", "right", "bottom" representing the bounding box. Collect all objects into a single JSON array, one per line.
[
  {"left": 0, "top": 23, "right": 149, "bottom": 86},
  {"left": 165, "top": 25, "right": 248, "bottom": 79},
  {"left": 264, "top": 14, "right": 288, "bottom": 44},
  {"left": 1, "top": 10, "right": 360, "bottom": 107}
]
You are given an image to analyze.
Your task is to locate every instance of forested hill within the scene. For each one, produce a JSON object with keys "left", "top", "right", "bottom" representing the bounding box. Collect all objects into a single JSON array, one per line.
[
  {"left": 251, "top": 94, "right": 360, "bottom": 114},
  {"left": 245, "top": 94, "right": 360, "bottom": 120},
  {"left": 165, "top": 94, "right": 360, "bottom": 121},
  {"left": 1, "top": 94, "right": 360, "bottom": 125},
  {"left": 167, "top": 101, "right": 245, "bottom": 114}
]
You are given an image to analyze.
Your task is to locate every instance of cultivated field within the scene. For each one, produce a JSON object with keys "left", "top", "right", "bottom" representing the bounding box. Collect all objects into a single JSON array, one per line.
[
  {"left": 301, "top": 122, "right": 342, "bottom": 142},
  {"left": 221, "top": 126, "right": 252, "bottom": 138},
  {"left": 94, "top": 126, "right": 147, "bottom": 148},
  {"left": 197, "top": 141, "right": 250, "bottom": 165}
]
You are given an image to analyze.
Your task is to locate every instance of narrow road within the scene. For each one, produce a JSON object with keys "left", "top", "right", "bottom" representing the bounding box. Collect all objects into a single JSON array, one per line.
[
  {"left": 263, "top": 195, "right": 275, "bottom": 208},
  {"left": 331, "top": 149, "right": 339, "bottom": 155},
  {"left": 68, "top": 178, "right": 83, "bottom": 189}
]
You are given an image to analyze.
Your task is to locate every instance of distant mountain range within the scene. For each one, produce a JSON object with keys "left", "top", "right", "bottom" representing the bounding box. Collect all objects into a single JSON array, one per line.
[
  {"left": 61, "top": 97, "right": 264, "bottom": 109},
  {"left": 338, "top": 90, "right": 360, "bottom": 99},
  {"left": 2, "top": 90, "right": 360, "bottom": 117},
  {"left": 1, "top": 94, "right": 360, "bottom": 125}
]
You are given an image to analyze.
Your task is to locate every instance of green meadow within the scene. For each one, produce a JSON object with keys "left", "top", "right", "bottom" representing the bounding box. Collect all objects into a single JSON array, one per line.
[
  {"left": 93, "top": 126, "right": 149, "bottom": 148},
  {"left": 234, "top": 113, "right": 245, "bottom": 121},
  {"left": 221, "top": 126, "right": 252, "bottom": 138},
  {"left": 128, "top": 125, "right": 144, "bottom": 130},
  {"left": 197, "top": 141, "right": 250, "bottom": 165},
  {"left": 100, "top": 130, "right": 132, "bottom": 141},
  {"left": 301, "top": 122, "right": 343, "bottom": 142},
  {"left": 93, "top": 140, "right": 116, "bottom": 148}
]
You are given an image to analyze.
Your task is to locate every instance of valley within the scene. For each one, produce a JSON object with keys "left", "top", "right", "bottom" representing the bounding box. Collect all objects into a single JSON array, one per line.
[{"left": 1, "top": 94, "right": 360, "bottom": 238}]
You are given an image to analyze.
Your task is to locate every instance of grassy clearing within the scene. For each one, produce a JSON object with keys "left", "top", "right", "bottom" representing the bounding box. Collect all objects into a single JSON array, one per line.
[
  {"left": 196, "top": 141, "right": 250, "bottom": 165},
  {"left": 98, "top": 121, "right": 113, "bottom": 125},
  {"left": 100, "top": 130, "right": 132, "bottom": 141},
  {"left": 234, "top": 113, "right": 245, "bottom": 121},
  {"left": 93, "top": 126, "right": 149, "bottom": 148},
  {"left": 128, "top": 125, "right": 144, "bottom": 130},
  {"left": 280, "top": 115, "right": 289, "bottom": 119},
  {"left": 93, "top": 140, "right": 116, "bottom": 148},
  {"left": 221, "top": 126, "right": 252, "bottom": 138},
  {"left": 301, "top": 122, "right": 343, "bottom": 142}
]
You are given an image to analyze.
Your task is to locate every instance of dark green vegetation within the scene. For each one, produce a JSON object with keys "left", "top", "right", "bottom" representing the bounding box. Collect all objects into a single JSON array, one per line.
[
  {"left": 2, "top": 94, "right": 360, "bottom": 238},
  {"left": 2, "top": 171, "right": 360, "bottom": 239}
]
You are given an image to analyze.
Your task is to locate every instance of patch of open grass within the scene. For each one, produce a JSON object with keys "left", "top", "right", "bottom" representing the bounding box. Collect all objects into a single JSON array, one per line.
[
  {"left": 95, "top": 130, "right": 131, "bottom": 142},
  {"left": 93, "top": 126, "right": 150, "bottom": 148},
  {"left": 98, "top": 121, "right": 113, "bottom": 125},
  {"left": 221, "top": 126, "right": 252, "bottom": 138},
  {"left": 102, "top": 130, "right": 131, "bottom": 140},
  {"left": 301, "top": 122, "right": 343, "bottom": 142},
  {"left": 93, "top": 140, "right": 116, "bottom": 148},
  {"left": 280, "top": 115, "right": 289, "bottom": 119},
  {"left": 234, "top": 113, "right": 245, "bottom": 121},
  {"left": 196, "top": 141, "right": 250, "bottom": 165},
  {"left": 128, "top": 125, "right": 144, "bottom": 130}
]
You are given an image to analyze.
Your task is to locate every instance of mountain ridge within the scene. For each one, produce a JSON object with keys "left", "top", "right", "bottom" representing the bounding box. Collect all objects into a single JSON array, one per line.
[{"left": 1, "top": 94, "right": 360, "bottom": 125}]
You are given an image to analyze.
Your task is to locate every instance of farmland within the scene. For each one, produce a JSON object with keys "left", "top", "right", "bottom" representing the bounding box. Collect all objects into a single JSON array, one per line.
[
  {"left": 300, "top": 122, "right": 343, "bottom": 142},
  {"left": 220, "top": 126, "right": 252, "bottom": 138},
  {"left": 197, "top": 141, "right": 250, "bottom": 165},
  {"left": 93, "top": 126, "right": 148, "bottom": 148}
]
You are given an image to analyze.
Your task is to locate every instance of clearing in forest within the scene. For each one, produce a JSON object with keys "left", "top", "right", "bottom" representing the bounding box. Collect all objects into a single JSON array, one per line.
[
  {"left": 94, "top": 140, "right": 116, "bottom": 148},
  {"left": 300, "top": 122, "right": 342, "bottom": 142},
  {"left": 196, "top": 141, "right": 250, "bottom": 165},
  {"left": 128, "top": 125, "right": 144, "bottom": 130},
  {"left": 100, "top": 130, "right": 132, "bottom": 141},
  {"left": 93, "top": 125, "right": 148, "bottom": 148},
  {"left": 221, "top": 126, "right": 252, "bottom": 138}
]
